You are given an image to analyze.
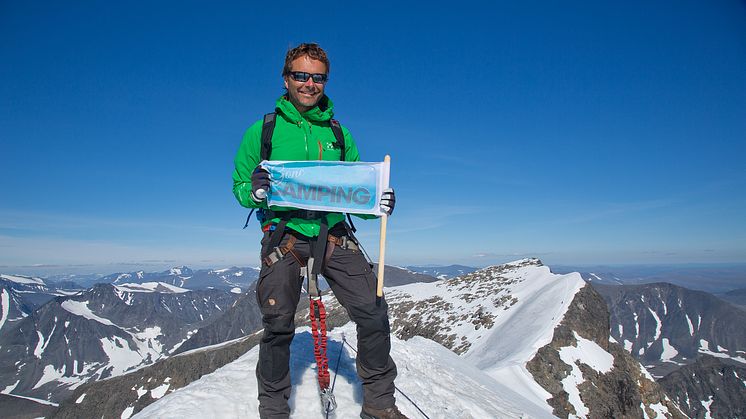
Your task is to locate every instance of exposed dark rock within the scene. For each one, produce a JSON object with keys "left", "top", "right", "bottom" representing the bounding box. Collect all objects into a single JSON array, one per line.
[{"left": 0, "top": 394, "right": 58, "bottom": 419}]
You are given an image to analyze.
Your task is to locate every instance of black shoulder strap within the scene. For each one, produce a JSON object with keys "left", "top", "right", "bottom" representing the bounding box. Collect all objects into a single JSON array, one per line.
[
  {"left": 330, "top": 119, "right": 346, "bottom": 162},
  {"left": 260, "top": 113, "right": 277, "bottom": 161}
]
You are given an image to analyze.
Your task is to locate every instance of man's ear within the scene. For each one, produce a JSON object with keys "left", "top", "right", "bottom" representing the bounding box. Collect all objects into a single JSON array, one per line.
[{"left": 283, "top": 77, "right": 289, "bottom": 90}]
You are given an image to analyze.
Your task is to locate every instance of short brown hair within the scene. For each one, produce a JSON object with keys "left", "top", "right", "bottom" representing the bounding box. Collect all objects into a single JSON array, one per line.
[{"left": 282, "top": 43, "right": 330, "bottom": 76}]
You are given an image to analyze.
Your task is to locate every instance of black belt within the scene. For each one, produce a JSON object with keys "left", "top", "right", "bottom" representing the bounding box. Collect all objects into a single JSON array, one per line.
[{"left": 265, "top": 209, "right": 329, "bottom": 221}]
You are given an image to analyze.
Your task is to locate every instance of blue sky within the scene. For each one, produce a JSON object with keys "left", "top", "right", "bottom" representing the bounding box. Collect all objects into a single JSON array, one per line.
[{"left": 2, "top": 1, "right": 745, "bottom": 274}]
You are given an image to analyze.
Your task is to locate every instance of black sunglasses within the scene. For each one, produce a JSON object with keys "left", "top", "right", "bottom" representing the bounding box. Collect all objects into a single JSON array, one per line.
[{"left": 288, "top": 71, "right": 328, "bottom": 84}]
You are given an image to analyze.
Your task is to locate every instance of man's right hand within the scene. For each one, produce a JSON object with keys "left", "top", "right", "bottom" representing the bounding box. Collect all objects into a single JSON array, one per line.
[{"left": 251, "top": 166, "right": 271, "bottom": 203}]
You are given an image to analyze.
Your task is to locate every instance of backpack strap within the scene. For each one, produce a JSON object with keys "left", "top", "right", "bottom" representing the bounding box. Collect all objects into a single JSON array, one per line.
[
  {"left": 329, "top": 119, "right": 346, "bottom": 162},
  {"left": 260, "top": 113, "right": 277, "bottom": 161}
]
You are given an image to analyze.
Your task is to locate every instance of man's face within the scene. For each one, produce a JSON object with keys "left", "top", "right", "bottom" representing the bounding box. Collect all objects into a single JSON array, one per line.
[{"left": 284, "top": 55, "right": 327, "bottom": 113}]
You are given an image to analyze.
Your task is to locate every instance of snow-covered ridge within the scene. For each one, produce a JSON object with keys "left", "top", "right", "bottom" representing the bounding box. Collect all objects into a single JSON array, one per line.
[
  {"left": 135, "top": 323, "right": 555, "bottom": 418},
  {"left": 114, "top": 282, "right": 190, "bottom": 294},
  {"left": 385, "top": 258, "right": 585, "bottom": 411},
  {"left": 0, "top": 273, "right": 45, "bottom": 286}
]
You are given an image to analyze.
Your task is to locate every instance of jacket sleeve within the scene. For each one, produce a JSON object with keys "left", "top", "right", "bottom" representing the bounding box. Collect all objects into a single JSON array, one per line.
[
  {"left": 232, "top": 120, "right": 267, "bottom": 209},
  {"left": 342, "top": 125, "right": 379, "bottom": 220}
]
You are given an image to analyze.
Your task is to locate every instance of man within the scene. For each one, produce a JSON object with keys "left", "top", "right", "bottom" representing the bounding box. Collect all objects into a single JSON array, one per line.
[{"left": 232, "top": 43, "right": 406, "bottom": 419}]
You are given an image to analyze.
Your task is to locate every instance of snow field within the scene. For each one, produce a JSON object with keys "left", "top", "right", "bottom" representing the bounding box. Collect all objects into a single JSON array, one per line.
[{"left": 136, "top": 323, "right": 556, "bottom": 418}]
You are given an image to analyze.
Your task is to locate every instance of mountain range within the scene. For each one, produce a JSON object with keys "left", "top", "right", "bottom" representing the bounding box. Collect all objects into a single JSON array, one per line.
[{"left": 1, "top": 261, "right": 744, "bottom": 418}]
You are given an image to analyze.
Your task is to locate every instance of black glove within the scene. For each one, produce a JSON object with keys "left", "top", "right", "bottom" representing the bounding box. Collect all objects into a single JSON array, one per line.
[
  {"left": 251, "top": 166, "right": 271, "bottom": 203},
  {"left": 380, "top": 188, "right": 395, "bottom": 215}
]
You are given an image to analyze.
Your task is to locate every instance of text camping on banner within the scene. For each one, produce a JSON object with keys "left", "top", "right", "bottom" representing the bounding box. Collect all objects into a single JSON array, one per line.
[{"left": 259, "top": 160, "right": 390, "bottom": 216}]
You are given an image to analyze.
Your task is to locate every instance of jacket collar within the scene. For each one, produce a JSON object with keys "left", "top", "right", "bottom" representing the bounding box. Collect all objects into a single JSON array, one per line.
[{"left": 275, "top": 95, "right": 335, "bottom": 124}]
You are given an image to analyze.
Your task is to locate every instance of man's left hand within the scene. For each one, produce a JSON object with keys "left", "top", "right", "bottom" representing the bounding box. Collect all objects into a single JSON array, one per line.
[{"left": 380, "top": 188, "right": 395, "bottom": 215}]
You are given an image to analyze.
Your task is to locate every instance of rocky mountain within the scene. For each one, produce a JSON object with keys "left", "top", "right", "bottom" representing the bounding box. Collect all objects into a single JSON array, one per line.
[
  {"left": 4, "top": 260, "right": 696, "bottom": 417},
  {"left": 101, "top": 266, "right": 259, "bottom": 292},
  {"left": 0, "top": 282, "right": 239, "bottom": 404},
  {"left": 172, "top": 284, "right": 263, "bottom": 355},
  {"left": 658, "top": 355, "right": 746, "bottom": 419},
  {"left": 175, "top": 264, "right": 437, "bottom": 354},
  {"left": 385, "top": 259, "right": 683, "bottom": 418},
  {"left": 369, "top": 264, "right": 439, "bottom": 286},
  {"left": 592, "top": 282, "right": 746, "bottom": 378},
  {"left": 0, "top": 285, "right": 34, "bottom": 336},
  {"left": 0, "top": 274, "right": 81, "bottom": 311},
  {"left": 52, "top": 296, "right": 351, "bottom": 419},
  {"left": 404, "top": 264, "right": 478, "bottom": 279}
]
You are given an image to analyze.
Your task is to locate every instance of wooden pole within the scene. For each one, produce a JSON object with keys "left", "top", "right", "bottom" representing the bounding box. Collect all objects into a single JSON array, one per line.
[{"left": 376, "top": 155, "right": 390, "bottom": 298}]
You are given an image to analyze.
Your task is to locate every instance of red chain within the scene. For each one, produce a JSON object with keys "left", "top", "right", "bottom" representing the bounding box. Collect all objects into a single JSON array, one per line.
[{"left": 310, "top": 298, "right": 330, "bottom": 389}]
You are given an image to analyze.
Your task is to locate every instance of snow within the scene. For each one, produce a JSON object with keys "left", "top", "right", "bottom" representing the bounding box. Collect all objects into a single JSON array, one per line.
[
  {"left": 647, "top": 308, "right": 662, "bottom": 341},
  {"left": 150, "top": 383, "right": 170, "bottom": 399},
  {"left": 121, "top": 406, "right": 135, "bottom": 419},
  {"left": 660, "top": 338, "right": 679, "bottom": 363},
  {"left": 699, "top": 339, "right": 746, "bottom": 364},
  {"left": 61, "top": 300, "right": 116, "bottom": 326},
  {"left": 3, "top": 380, "right": 20, "bottom": 393},
  {"left": 136, "top": 323, "right": 554, "bottom": 419},
  {"left": 624, "top": 340, "right": 634, "bottom": 352},
  {"left": 558, "top": 332, "right": 615, "bottom": 418},
  {"left": 76, "top": 393, "right": 86, "bottom": 403},
  {"left": 114, "top": 282, "right": 189, "bottom": 293},
  {"left": 685, "top": 314, "right": 694, "bottom": 336},
  {"left": 230, "top": 287, "right": 242, "bottom": 294},
  {"left": 560, "top": 332, "right": 614, "bottom": 373},
  {"left": 701, "top": 396, "right": 714, "bottom": 419},
  {"left": 462, "top": 267, "right": 585, "bottom": 369},
  {"left": 0, "top": 273, "right": 45, "bottom": 286},
  {"left": 633, "top": 312, "right": 640, "bottom": 338},
  {"left": 0, "top": 289, "right": 9, "bottom": 332},
  {"left": 33, "top": 364, "right": 65, "bottom": 389},
  {"left": 589, "top": 273, "right": 602, "bottom": 281},
  {"left": 34, "top": 331, "right": 45, "bottom": 358},
  {"left": 100, "top": 336, "right": 145, "bottom": 376}
]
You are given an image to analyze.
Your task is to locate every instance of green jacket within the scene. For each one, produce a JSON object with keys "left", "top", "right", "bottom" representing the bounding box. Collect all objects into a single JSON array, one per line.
[{"left": 232, "top": 95, "right": 374, "bottom": 236}]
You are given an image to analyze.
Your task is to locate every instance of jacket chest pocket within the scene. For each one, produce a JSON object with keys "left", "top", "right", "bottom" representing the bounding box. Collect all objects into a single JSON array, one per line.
[{"left": 316, "top": 138, "right": 342, "bottom": 161}]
